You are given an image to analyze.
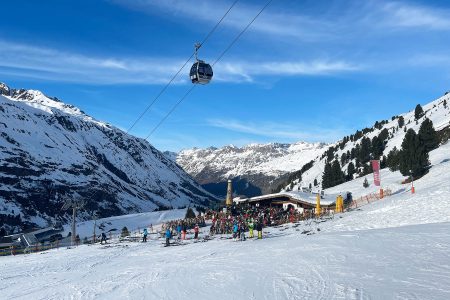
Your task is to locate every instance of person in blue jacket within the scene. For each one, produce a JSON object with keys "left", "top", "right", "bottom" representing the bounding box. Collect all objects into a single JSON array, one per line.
[
  {"left": 165, "top": 228, "right": 171, "bottom": 246},
  {"left": 176, "top": 224, "right": 182, "bottom": 239},
  {"left": 233, "top": 222, "right": 238, "bottom": 240},
  {"left": 142, "top": 228, "right": 148, "bottom": 242}
]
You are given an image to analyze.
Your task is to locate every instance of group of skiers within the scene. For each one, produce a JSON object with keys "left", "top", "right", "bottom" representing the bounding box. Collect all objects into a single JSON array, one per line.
[{"left": 163, "top": 223, "right": 200, "bottom": 246}]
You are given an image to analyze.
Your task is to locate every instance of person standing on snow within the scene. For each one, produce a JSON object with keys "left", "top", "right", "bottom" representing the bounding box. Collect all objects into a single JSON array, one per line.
[
  {"left": 100, "top": 232, "right": 107, "bottom": 244},
  {"left": 239, "top": 223, "right": 246, "bottom": 241},
  {"left": 165, "top": 228, "right": 171, "bottom": 246},
  {"left": 182, "top": 224, "right": 187, "bottom": 240},
  {"left": 194, "top": 224, "right": 199, "bottom": 239},
  {"left": 232, "top": 222, "right": 238, "bottom": 240},
  {"left": 248, "top": 219, "right": 254, "bottom": 238},
  {"left": 142, "top": 228, "right": 148, "bottom": 242},
  {"left": 256, "top": 222, "right": 263, "bottom": 239},
  {"left": 176, "top": 223, "right": 182, "bottom": 240}
]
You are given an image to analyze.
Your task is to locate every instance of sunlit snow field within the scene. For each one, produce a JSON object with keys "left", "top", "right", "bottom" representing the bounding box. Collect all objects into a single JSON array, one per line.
[{"left": 1, "top": 144, "right": 450, "bottom": 299}]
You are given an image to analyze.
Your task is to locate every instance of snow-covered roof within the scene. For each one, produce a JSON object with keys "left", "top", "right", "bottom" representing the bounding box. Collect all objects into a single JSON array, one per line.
[{"left": 235, "top": 191, "right": 337, "bottom": 206}]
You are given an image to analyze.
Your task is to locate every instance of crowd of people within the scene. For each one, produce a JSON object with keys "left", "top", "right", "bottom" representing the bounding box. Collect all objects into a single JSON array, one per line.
[
  {"left": 160, "top": 215, "right": 206, "bottom": 243},
  {"left": 204, "top": 203, "right": 321, "bottom": 236},
  {"left": 144, "top": 204, "right": 328, "bottom": 246}
]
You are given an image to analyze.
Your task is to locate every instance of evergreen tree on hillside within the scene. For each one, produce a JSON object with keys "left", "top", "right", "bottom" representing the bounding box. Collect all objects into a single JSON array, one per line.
[
  {"left": 386, "top": 146, "right": 401, "bottom": 171},
  {"left": 321, "top": 161, "right": 333, "bottom": 189},
  {"left": 398, "top": 116, "right": 405, "bottom": 128},
  {"left": 185, "top": 207, "right": 196, "bottom": 219},
  {"left": 314, "top": 178, "right": 318, "bottom": 186},
  {"left": 347, "top": 161, "right": 356, "bottom": 181},
  {"left": 418, "top": 118, "right": 439, "bottom": 153},
  {"left": 359, "top": 137, "right": 372, "bottom": 163},
  {"left": 399, "top": 129, "right": 430, "bottom": 177},
  {"left": 444, "top": 99, "right": 447, "bottom": 108},
  {"left": 121, "top": 226, "right": 130, "bottom": 238},
  {"left": 371, "top": 136, "right": 384, "bottom": 159},
  {"left": 363, "top": 177, "right": 369, "bottom": 188},
  {"left": 331, "top": 160, "right": 345, "bottom": 187},
  {"left": 414, "top": 104, "right": 424, "bottom": 120},
  {"left": 378, "top": 128, "right": 389, "bottom": 142}
]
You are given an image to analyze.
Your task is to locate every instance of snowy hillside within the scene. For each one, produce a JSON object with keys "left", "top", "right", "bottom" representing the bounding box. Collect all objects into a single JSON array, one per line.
[
  {"left": 285, "top": 92, "right": 450, "bottom": 191},
  {"left": 0, "top": 83, "right": 216, "bottom": 234},
  {"left": 175, "top": 142, "right": 328, "bottom": 197},
  {"left": 1, "top": 142, "right": 450, "bottom": 299}
]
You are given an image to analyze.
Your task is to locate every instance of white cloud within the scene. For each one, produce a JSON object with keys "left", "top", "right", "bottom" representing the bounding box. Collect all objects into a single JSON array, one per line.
[
  {"left": 109, "top": 0, "right": 334, "bottom": 41},
  {"left": 0, "top": 40, "right": 359, "bottom": 84},
  {"left": 208, "top": 119, "right": 349, "bottom": 142},
  {"left": 382, "top": 2, "right": 450, "bottom": 30}
]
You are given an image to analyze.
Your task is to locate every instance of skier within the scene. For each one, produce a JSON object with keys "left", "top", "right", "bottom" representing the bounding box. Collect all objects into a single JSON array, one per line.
[
  {"left": 100, "top": 232, "right": 107, "bottom": 244},
  {"left": 194, "top": 224, "right": 199, "bottom": 239},
  {"left": 165, "top": 228, "right": 171, "bottom": 247},
  {"left": 150, "top": 223, "right": 153, "bottom": 233},
  {"left": 176, "top": 223, "right": 182, "bottom": 239},
  {"left": 232, "top": 222, "right": 238, "bottom": 240},
  {"left": 248, "top": 219, "right": 254, "bottom": 238},
  {"left": 182, "top": 224, "right": 187, "bottom": 240},
  {"left": 142, "top": 228, "right": 148, "bottom": 242},
  {"left": 256, "top": 222, "right": 263, "bottom": 239},
  {"left": 239, "top": 223, "right": 246, "bottom": 241}
]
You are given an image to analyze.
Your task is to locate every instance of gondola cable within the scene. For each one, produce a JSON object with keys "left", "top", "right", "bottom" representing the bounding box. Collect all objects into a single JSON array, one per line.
[
  {"left": 145, "top": 0, "right": 274, "bottom": 139},
  {"left": 126, "top": 0, "right": 240, "bottom": 134}
]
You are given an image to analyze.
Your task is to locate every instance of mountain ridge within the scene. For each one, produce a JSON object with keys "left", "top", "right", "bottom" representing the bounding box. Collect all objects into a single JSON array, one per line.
[{"left": 0, "top": 82, "right": 217, "bottom": 234}]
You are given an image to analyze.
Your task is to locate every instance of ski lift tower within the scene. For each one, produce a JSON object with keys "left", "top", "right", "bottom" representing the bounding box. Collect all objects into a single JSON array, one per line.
[
  {"left": 225, "top": 179, "right": 233, "bottom": 207},
  {"left": 61, "top": 194, "right": 86, "bottom": 246}
]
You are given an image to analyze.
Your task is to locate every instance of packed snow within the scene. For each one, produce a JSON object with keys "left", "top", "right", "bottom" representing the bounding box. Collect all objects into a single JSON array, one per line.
[{"left": 1, "top": 142, "right": 450, "bottom": 299}]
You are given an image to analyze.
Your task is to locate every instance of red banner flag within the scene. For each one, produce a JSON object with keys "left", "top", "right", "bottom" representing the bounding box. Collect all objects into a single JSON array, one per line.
[{"left": 371, "top": 160, "right": 381, "bottom": 186}]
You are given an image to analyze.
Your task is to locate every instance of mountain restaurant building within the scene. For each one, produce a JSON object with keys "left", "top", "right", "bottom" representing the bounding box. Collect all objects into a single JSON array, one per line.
[{"left": 233, "top": 191, "right": 337, "bottom": 213}]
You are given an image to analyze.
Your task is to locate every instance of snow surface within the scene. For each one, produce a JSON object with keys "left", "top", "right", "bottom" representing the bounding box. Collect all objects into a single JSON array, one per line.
[
  {"left": 63, "top": 208, "right": 189, "bottom": 239},
  {"left": 1, "top": 142, "right": 450, "bottom": 299}
]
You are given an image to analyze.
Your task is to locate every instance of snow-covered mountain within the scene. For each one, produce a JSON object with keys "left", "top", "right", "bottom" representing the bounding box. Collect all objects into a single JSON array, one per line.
[
  {"left": 0, "top": 82, "right": 217, "bottom": 233},
  {"left": 174, "top": 142, "right": 328, "bottom": 197},
  {"left": 283, "top": 92, "right": 450, "bottom": 192}
]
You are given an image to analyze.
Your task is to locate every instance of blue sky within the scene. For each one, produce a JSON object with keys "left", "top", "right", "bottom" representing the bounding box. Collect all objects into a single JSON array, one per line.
[{"left": 1, "top": 0, "right": 450, "bottom": 151}]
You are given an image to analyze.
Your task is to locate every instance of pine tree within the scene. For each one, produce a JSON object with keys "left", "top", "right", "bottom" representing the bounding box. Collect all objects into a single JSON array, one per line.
[
  {"left": 185, "top": 207, "right": 196, "bottom": 219},
  {"left": 386, "top": 147, "right": 400, "bottom": 171},
  {"left": 347, "top": 161, "right": 355, "bottom": 181},
  {"left": 359, "top": 137, "right": 371, "bottom": 163},
  {"left": 398, "top": 116, "right": 405, "bottom": 128},
  {"left": 321, "top": 161, "right": 333, "bottom": 189},
  {"left": 371, "top": 136, "right": 384, "bottom": 159},
  {"left": 414, "top": 104, "right": 424, "bottom": 120},
  {"left": 331, "top": 160, "right": 345, "bottom": 187},
  {"left": 399, "top": 129, "right": 430, "bottom": 177},
  {"left": 378, "top": 128, "right": 389, "bottom": 142},
  {"left": 121, "top": 226, "right": 130, "bottom": 237},
  {"left": 418, "top": 118, "right": 439, "bottom": 153},
  {"left": 363, "top": 177, "right": 369, "bottom": 188},
  {"left": 444, "top": 99, "right": 447, "bottom": 108},
  {"left": 313, "top": 178, "right": 318, "bottom": 186}
]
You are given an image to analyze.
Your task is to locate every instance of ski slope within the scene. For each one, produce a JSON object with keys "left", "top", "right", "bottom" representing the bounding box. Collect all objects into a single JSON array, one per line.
[
  {"left": 1, "top": 143, "right": 450, "bottom": 299},
  {"left": 62, "top": 208, "right": 189, "bottom": 239}
]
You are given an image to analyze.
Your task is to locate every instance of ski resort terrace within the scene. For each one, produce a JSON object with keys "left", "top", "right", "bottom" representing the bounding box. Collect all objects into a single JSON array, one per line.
[{"left": 234, "top": 191, "right": 337, "bottom": 212}]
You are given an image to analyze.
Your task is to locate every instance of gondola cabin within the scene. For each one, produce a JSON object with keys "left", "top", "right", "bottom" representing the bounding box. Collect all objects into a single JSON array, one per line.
[{"left": 190, "top": 60, "right": 213, "bottom": 84}]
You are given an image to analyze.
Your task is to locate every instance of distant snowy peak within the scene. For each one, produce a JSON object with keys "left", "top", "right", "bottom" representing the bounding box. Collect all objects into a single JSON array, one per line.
[
  {"left": 175, "top": 141, "right": 328, "bottom": 196},
  {"left": 0, "top": 82, "right": 217, "bottom": 233},
  {"left": 0, "top": 82, "right": 89, "bottom": 118}
]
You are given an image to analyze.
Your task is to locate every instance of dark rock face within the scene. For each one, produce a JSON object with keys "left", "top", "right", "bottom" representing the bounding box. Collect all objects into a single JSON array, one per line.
[{"left": 0, "top": 83, "right": 217, "bottom": 234}]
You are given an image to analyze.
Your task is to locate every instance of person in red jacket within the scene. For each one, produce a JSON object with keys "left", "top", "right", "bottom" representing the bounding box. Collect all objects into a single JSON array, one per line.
[{"left": 194, "top": 224, "right": 199, "bottom": 239}]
